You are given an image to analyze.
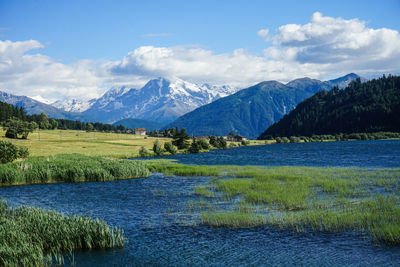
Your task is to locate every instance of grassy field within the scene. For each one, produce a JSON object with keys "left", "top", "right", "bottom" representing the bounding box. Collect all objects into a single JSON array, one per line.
[{"left": 0, "top": 129, "right": 267, "bottom": 158}]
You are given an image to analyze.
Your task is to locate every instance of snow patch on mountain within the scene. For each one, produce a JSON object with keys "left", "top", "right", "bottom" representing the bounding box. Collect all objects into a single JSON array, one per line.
[{"left": 52, "top": 98, "right": 96, "bottom": 112}]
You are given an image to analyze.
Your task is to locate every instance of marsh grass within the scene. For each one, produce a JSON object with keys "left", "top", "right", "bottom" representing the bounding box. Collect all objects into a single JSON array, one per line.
[
  {"left": 194, "top": 185, "right": 214, "bottom": 198},
  {"left": 0, "top": 199, "right": 125, "bottom": 266},
  {"left": 0, "top": 154, "right": 150, "bottom": 186},
  {"left": 153, "top": 163, "right": 400, "bottom": 245}
]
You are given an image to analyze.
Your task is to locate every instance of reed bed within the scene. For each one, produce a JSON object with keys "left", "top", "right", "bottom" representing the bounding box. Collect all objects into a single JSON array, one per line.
[
  {"left": 0, "top": 199, "right": 125, "bottom": 266},
  {"left": 158, "top": 163, "right": 400, "bottom": 245},
  {"left": 0, "top": 154, "right": 150, "bottom": 186}
]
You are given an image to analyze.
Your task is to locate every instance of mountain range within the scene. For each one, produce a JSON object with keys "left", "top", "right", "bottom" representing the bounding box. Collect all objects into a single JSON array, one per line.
[
  {"left": 0, "top": 91, "right": 90, "bottom": 121},
  {"left": 163, "top": 73, "right": 361, "bottom": 138},
  {"left": 82, "top": 78, "right": 237, "bottom": 124},
  {"left": 1, "top": 73, "right": 362, "bottom": 137}
]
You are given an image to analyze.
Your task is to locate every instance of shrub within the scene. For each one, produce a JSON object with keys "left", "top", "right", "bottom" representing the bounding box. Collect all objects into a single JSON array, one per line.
[
  {"left": 241, "top": 140, "right": 250, "bottom": 146},
  {"left": 152, "top": 140, "right": 164, "bottom": 156},
  {"left": 0, "top": 141, "right": 24, "bottom": 164},
  {"left": 164, "top": 142, "right": 177, "bottom": 155},
  {"left": 188, "top": 140, "right": 202, "bottom": 153},
  {"left": 17, "top": 146, "right": 29, "bottom": 159},
  {"left": 197, "top": 139, "right": 210, "bottom": 150},
  {"left": 139, "top": 146, "right": 149, "bottom": 157}
]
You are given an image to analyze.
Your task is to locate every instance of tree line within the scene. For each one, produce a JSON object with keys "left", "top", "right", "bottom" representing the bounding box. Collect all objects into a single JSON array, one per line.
[{"left": 0, "top": 101, "right": 129, "bottom": 139}]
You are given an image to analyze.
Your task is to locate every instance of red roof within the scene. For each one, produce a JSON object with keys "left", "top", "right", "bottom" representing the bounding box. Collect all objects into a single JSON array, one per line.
[{"left": 134, "top": 128, "right": 146, "bottom": 131}]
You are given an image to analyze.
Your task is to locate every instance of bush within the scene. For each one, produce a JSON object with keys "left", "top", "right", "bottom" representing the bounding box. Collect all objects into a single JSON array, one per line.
[
  {"left": 152, "top": 140, "right": 164, "bottom": 156},
  {"left": 0, "top": 141, "right": 27, "bottom": 164},
  {"left": 17, "top": 146, "right": 29, "bottom": 159},
  {"left": 197, "top": 139, "right": 210, "bottom": 149},
  {"left": 164, "top": 142, "right": 177, "bottom": 155},
  {"left": 188, "top": 140, "right": 202, "bottom": 153},
  {"left": 139, "top": 146, "right": 149, "bottom": 157},
  {"left": 241, "top": 140, "right": 250, "bottom": 146}
]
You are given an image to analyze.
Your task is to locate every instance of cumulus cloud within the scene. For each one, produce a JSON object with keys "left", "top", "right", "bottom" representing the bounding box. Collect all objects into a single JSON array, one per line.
[
  {"left": 266, "top": 12, "right": 400, "bottom": 73},
  {"left": 110, "top": 46, "right": 283, "bottom": 87},
  {"left": 0, "top": 40, "right": 106, "bottom": 102},
  {"left": 1, "top": 12, "right": 400, "bottom": 103}
]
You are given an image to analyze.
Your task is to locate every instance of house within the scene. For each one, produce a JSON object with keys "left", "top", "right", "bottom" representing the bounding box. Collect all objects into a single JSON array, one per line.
[
  {"left": 196, "top": 135, "right": 210, "bottom": 140},
  {"left": 134, "top": 128, "right": 146, "bottom": 135}
]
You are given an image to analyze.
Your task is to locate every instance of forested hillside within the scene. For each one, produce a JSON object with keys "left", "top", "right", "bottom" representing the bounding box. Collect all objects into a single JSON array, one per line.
[{"left": 259, "top": 75, "right": 400, "bottom": 138}]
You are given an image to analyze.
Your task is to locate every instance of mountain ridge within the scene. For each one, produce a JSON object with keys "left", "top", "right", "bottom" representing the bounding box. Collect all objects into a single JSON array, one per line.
[
  {"left": 163, "top": 74, "right": 363, "bottom": 138},
  {"left": 258, "top": 75, "right": 399, "bottom": 138}
]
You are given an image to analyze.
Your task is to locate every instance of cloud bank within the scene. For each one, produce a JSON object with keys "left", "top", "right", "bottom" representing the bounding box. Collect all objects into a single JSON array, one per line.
[{"left": 1, "top": 12, "right": 399, "bottom": 102}]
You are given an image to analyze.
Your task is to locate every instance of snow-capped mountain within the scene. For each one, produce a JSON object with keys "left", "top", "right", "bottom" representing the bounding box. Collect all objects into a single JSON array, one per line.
[
  {"left": 82, "top": 77, "right": 237, "bottom": 124},
  {"left": 51, "top": 98, "right": 96, "bottom": 113}
]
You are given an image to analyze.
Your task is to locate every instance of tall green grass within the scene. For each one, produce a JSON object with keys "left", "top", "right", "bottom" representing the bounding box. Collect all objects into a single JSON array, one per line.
[
  {"left": 167, "top": 163, "right": 400, "bottom": 245},
  {"left": 0, "top": 154, "right": 150, "bottom": 186},
  {"left": 0, "top": 199, "right": 125, "bottom": 266}
]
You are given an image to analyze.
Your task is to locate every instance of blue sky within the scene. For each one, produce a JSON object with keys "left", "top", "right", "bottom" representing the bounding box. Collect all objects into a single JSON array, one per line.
[{"left": 1, "top": 0, "right": 400, "bottom": 101}]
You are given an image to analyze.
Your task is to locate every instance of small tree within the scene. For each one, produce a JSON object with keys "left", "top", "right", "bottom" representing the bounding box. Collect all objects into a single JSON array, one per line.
[
  {"left": 86, "top": 123, "right": 94, "bottom": 132},
  {"left": 152, "top": 140, "right": 164, "bottom": 156},
  {"left": 209, "top": 136, "right": 217, "bottom": 147},
  {"left": 164, "top": 142, "right": 177, "bottom": 155},
  {"left": 172, "top": 128, "right": 190, "bottom": 149},
  {"left": 197, "top": 139, "right": 210, "bottom": 149},
  {"left": 188, "top": 139, "right": 202, "bottom": 153},
  {"left": 217, "top": 137, "right": 227, "bottom": 149},
  {"left": 139, "top": 146, "right": 149, "bottom": 157},
  {"left": 0, "top": 141, "right": 29, "bottom": 164},
  {"left": 3, "top": 118, "right": 37, "bottom": 139}
]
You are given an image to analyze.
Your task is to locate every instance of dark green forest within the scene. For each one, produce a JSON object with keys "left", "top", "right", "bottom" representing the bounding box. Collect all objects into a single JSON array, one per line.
[
  {"left": 259, "top": 75, "right": 400, "bottom": 139},
  {"left": 0, "top": 101, "right": 126, "bottom": 133}
]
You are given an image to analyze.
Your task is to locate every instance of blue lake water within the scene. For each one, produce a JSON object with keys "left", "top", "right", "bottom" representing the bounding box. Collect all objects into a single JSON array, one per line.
[
  {"left": 1, "top": 140, "right": 400, "bottom": 266},
  {"left": 153, "top": 139, "right": 400, "bottom": 168}
]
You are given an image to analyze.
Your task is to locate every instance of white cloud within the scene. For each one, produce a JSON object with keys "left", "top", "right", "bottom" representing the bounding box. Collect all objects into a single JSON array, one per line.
[
  {"left": 268, "top": 12, "right": 400, "bottom": 73},
  {"left": 257, "top": 29, "right": 270, "bottom": 40},
  {"left": 1, "top": 12, "right": 400, "bottom": 103},
  {"left": 0, "top": 40, "right": 106, "bottom": 101}
]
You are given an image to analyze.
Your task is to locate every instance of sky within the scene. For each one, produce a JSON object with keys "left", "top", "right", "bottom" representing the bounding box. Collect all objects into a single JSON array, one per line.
[{"left": 1, "top": 0, "right": 400, "bottom": 102}]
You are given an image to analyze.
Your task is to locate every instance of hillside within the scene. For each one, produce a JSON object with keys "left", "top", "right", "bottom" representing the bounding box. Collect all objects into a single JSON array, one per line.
[
  {"left": 258, "top": 75, "right": 400, "bottom": 138},
  {"left": 113, "top": 118, "right": 164, "bottom": 131},
  {"left": 0, "top": 91, "right": 90, "bottom": 121},
  {"left": 163, "top": 74, "right": 359, "bottom": 138}
]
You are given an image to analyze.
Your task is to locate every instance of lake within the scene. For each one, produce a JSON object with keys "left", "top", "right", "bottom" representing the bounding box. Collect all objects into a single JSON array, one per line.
[
  {"left": 1, "top": 140, "right": 400, "bottom": 266},
  {"left": 153, "top": 139, "right": 400, "bottom": 168}
]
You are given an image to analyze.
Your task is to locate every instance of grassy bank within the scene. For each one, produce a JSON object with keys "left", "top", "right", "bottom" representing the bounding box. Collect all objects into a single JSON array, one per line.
[
  {"left": 0, "top": 154, "right": 150, "bottom": 186},
  {"left": 145, "top": 161, "right": 400, "bottom": 245},
  {"left": 0, "top": 199, "right": 125, "bottom": 266}
]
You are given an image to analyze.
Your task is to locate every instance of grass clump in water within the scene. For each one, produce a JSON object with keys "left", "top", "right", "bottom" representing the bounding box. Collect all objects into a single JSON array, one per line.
[
  {"left": 194, "top": 185, "right": 214, "bottom": 198},
  {"left": 0, "top": 154, "right": 150, "bottom": 186},
  {"left": 146, "top": 161, "right": 221, "bottom": 177},
  {"left": 0, "top": 199, "right": 125, "bottom": 266},
  {"left": 179, "top": 164, "right": 400, "bottom": 245},
  {"left": 201, "top": 211, "right": 265, "bottom": 228}
]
